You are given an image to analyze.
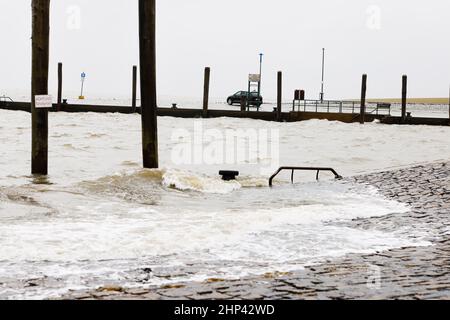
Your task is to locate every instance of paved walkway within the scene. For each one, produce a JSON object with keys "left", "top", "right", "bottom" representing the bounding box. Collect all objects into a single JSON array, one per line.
[{"left": 63, "top": 162, "right": 450, "bottom": 300}]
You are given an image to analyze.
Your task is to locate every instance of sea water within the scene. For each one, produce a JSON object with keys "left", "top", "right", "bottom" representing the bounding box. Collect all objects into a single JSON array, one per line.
[{"left": 1, "top": 108, "right": 449, "bottom": 299}]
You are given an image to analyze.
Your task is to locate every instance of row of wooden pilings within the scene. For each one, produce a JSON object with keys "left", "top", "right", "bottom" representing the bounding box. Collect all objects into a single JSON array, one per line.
[
  {"left": 53, "top": 63, "right": 287, "bottom": 121},
  {"left": 28, "top": 1, "right": 422, "bottom": 177},
  {"left": 55, "top": 62, "right": 413, "bottom": 127},
  {"left": 359, "top": 74, "right": 409, "bottom": 124},
  {"left": 201, "top": 68, "right": 283, "bottom": 123},
  {"left": 202, "top": 68, "right": 281, "bottom": 122},
  {"left": 200, "top": 68, "right": 411, "bottom": 125},
  {"left": 100, "top": 66, "right": 450, "bottom": 128},
  {"left": 31, "top": 0, "right": 158, "bottom": 175}
]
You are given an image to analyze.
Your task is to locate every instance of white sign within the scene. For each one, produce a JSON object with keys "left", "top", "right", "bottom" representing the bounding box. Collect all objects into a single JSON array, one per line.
[
  {"left": 35, "top": 95, "right": 53, "bottom": 109},
  {"left": 248, "top": 74, "right": 261, "bottom": 82}
]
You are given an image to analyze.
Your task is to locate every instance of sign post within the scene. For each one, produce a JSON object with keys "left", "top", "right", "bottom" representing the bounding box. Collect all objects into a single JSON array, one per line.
[
  {"left": 31, "top": 0, "right": 50, "bottom": 175},
  {"left": 248, "top": 74, "right": 261, "bottom": 111},
  {"left": 79, "top": 72, "right": 86, "bottom": 100}
]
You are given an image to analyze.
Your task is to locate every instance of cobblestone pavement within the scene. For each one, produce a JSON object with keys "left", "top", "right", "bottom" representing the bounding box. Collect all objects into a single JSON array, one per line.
[{"left": 63, "top": 162, "right": 450, "bottom": 300}]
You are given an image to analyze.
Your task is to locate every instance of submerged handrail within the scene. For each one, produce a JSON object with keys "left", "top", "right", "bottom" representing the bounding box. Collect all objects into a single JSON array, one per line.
[
  {"left": 0, "top": 95, "right": 14, "bottom": 102},
  {"left": 269, "top": 166, "right": 343, "bottom": 187}
]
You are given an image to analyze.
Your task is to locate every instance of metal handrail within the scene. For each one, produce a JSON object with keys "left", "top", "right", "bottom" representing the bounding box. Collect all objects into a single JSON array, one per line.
[
  {"left": 269, "top": 166, "right": 343, "bottom": 187},
  {"left": 0, "top": 95, "right": 14, "bottom": 102},
  {"left": 289, "top": 99, "right": 391, "bottom": 116}
]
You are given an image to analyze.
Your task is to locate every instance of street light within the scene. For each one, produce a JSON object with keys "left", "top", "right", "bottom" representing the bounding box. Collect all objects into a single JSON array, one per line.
[
  {"left": 258, "top": 53, "right": 264, "bottom": 97},
  {"left": 320, "top": 48, "right": 325, "bottom": 102}
]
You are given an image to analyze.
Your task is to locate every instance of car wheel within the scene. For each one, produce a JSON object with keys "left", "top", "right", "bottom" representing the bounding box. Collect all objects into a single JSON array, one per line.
[{"left": 227, "top": 98, "right": 233, "bottom": 106}]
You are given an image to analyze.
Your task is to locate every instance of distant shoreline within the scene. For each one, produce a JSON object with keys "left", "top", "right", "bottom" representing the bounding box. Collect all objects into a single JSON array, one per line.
[{"left": 349, "top": 98, "right": 449, "bottom": 105}]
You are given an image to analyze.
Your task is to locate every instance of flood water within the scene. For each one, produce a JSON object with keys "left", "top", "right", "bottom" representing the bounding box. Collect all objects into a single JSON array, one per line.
[{"left": 1, "top": 108, "right": 450, "bottom": 299}]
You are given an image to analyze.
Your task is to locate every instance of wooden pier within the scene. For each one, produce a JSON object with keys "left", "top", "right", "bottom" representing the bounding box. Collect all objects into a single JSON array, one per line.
[{"left": 1, "top": 100, "right": 448, "bottom": 126}]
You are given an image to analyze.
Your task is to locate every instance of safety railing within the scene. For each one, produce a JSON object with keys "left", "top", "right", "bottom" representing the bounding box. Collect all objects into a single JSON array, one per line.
[
  {"left": 291, "top": 99, "right": 391, "bottom": 115},
  {"left": 0, "top": 95, "right": 14, "bottom": 102},
  {"left": 269, "top": 166, "right": 343, "bottom": 187}
]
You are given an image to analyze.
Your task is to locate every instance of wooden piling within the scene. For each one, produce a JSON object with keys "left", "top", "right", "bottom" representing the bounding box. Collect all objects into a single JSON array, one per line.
[
  {"left": 57, "top": 62, "right": 62, "bottom": 111},
  {"left": 401, "top": 75, "right": 408, "bottom": 123},
  {"left": 132, "top": 65, "right": 137, "bottom": 112},
  {"left": 139, "top": 0, "right": 158, "bottom": 169},
  {"left": 277, "top": 71, "right": 282, "bottom": 122},
  {"left": 31, "top": 0, "right": 50, "bottom": 175},
  {"left": 240, "top": 96, "right": 246, "bottom": 112},
  {"left": 202, "top": 67, "right": 210, "bottom": 118},
  {"left": 360, "top": 74, "right": 367, "bottom": 124}
]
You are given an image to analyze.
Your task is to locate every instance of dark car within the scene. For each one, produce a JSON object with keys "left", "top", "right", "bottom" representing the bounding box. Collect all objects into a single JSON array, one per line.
[{"left": 227, "top": 91, "right": 263, "bottom": 107}]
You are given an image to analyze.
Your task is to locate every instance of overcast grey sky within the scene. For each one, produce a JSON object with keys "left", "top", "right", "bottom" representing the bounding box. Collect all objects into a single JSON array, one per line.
[{"left": 1, "top": 0, "right": 449, "bottom": 100}]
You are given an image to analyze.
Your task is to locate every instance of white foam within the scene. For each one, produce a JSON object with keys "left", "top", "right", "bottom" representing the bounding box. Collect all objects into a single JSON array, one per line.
[
  {"left": 0, "top": 109, "right": 446, "bottom": 298},
  {"left": 161, "top": 168, "right": 241, "bottom": 194},
  {"left": 0, "top": 180, "right": 432, "bottom": 299},
  {"left": 0, "top": 182, "right": 418, "bottom": 264}
]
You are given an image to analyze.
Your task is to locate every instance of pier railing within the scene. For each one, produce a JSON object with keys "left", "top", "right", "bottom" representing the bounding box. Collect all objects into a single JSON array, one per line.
[
  {"left": 290, "top": 99, "right": 391, "bottom": 115},
  {"left": 269, "top": 166, "right": 343, "bottom": 187},
  {"left": 0, "top": 95, "right": 14, "bottom": 102}
]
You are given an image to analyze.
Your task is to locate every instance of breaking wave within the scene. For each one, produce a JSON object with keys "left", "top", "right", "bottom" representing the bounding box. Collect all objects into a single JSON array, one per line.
[{"left": 80, "top": 168, "right": 268, "bottom": 200}]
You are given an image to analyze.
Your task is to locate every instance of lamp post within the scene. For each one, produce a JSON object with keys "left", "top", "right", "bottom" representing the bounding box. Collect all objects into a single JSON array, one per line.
[
  {"left": 258, "top": 53, "right": 263, "bottom": 97},
  {"left": 320, "top": 48, "right": 325, "bottom": 102}
]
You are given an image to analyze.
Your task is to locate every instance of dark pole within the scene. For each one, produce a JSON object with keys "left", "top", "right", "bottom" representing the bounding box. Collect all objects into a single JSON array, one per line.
[
  {"left": 139, "top": 0, "right": 158, "bottom": 169},
  {"left": 247, "top": 80, "right": 251, "bottom": 111},
  {"left": 240, "top": 95, "right": 246, "bottom": 112},
  {"left": 277, "top": 71, "right": 282, "bottom": 122},
  {"left": 360, "top": 74, "right": 367, "bottom": 124},
  {"left": 320, "top": 48, "right": 325, "bottom": 102},
  {"left": 202, "top": 67, "right": 210, "bottom": 118},
  {"left": 31, "top": 0, "right": 50, "bottom": 175},
  {"left": 57, "top": 62, "right": 62, "bottom": 111},
  {"left": 401, "top": 75, "right": 407, "bottom": 123},
  {"left": 132, "top": 65, "right": 137, "bottom": 112},
  {"left": 257, "top": 53, "right": 263, "bottom": 98}
]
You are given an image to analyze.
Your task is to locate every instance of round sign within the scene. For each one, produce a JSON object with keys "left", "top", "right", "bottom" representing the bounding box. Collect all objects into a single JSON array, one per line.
[{"left": 81, "top": 72, "right": 86, "bottom": 78}]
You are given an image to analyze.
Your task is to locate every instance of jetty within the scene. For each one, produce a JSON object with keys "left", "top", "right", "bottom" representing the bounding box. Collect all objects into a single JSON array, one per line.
[{"left": 1, "top": 99, "right": 449, "bottom": 126}]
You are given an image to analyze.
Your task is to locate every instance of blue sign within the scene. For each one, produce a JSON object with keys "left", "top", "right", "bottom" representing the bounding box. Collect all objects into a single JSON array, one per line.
[{"left": 81, "top": 72, "right": 86, "bottom": 79}]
